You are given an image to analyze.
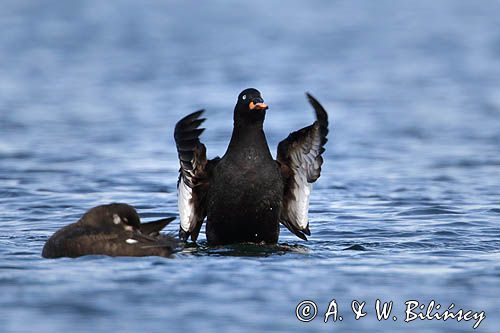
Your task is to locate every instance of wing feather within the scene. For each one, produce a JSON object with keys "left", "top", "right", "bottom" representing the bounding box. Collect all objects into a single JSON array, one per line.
[
  {"left": 277, "top": 93, "right": 329, "bottom": 240},
  {"left": 174, "top": 110, "right": 213, "bottom": 241}
]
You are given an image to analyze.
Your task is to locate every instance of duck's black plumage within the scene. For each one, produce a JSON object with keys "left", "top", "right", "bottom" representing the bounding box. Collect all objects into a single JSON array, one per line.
[
  {"left": 42, "top": 203, "right": 178, "bottom": 258},
  {"left": 175, "top": 88, "right": 329, "bottom": 245}
]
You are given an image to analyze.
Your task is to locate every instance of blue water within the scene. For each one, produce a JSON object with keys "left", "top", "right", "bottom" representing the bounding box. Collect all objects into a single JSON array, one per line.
[{"left": 1, "top": 1, "right": 499, "bottom": 332}]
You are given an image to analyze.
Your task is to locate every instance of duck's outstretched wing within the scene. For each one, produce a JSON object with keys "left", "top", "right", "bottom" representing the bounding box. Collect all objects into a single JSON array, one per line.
[
  {"left": 174, "top": 110, "right": 218, "bottom": 242},
  {"left": 276, "top": 93, "right": 329, "bottom": 240}
]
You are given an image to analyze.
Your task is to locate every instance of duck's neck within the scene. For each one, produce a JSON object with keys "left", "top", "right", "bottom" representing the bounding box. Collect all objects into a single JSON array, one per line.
[{"left": 226, "top": 121, "right": 273, "bottom": 161}]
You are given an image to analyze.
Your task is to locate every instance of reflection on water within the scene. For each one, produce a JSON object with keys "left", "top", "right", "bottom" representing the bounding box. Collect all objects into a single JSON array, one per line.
[
  {"left": 1, "top": 1, "right": 500, "bottom": 332},
  {"left": 182, "top": 242, "right": 310, "bottom": 257}
]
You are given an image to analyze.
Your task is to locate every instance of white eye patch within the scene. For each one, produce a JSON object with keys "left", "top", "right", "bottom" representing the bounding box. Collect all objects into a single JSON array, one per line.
[
  {"left": 113, "top": 214, "right": 121, "bottom": 224},
  {"left": 242, "top": 95, "right": 246, "bottom": 100}
]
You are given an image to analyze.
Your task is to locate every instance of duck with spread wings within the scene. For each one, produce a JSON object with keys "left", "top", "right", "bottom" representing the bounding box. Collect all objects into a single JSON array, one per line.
[{"left": 174, "top": 88, "right": 329, "bottom": 245}]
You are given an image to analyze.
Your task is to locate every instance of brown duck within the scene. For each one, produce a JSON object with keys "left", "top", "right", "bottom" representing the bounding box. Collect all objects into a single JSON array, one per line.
[{"left": 42, "top": 203, "right": 178, "bottom": 258}]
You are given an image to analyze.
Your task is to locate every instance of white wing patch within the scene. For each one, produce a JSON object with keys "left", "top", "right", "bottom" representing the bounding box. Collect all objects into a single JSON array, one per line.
[
  {"left": 285, "top": 124, "right": 323, "bottom": 229},
  {"left": 178, "top": 177, "right": 194, "bottom": 232},
  {"left": 290, "top": 177, "right": 312, "bottom": 229}
]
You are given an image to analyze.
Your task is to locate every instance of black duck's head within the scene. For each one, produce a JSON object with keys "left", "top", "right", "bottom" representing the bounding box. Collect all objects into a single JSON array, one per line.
[
  {"left": 80, "top": 203, "right": 141, "bottom": 231},
  {"left": 234, "top": 88, "right": 268, "bottom": 126}
]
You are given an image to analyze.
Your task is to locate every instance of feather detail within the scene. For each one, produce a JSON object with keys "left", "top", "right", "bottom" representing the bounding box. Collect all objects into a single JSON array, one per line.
[
  {"left": 277, "top": 93, "right": 329, "bottom": 240},
  {"left": 174, "top": 110, "right": 215, "bottom": 241}
]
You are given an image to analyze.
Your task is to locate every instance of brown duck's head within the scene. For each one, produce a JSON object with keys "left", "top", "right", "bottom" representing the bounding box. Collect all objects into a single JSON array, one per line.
[{"left": 80, "top": 203, "right": 142, "bottom": 231}]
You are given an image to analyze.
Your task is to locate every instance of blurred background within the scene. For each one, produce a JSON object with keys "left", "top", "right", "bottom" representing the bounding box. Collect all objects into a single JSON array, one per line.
[{"left": 1, "top": 1, "right": 499, "bottom": 332}]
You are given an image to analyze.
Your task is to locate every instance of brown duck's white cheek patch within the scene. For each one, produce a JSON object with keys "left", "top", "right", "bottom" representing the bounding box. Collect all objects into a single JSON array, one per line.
[
  {"left": 113, "top": 214, "right": 121, "bottom": 224},
  {"left": 123, "top": 225, "right": 134, "bottom": 231}
]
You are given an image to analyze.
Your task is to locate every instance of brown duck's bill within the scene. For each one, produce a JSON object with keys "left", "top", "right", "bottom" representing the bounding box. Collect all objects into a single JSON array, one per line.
[{"left": 249, "top": 101, "right": 268, "bottom": 111}]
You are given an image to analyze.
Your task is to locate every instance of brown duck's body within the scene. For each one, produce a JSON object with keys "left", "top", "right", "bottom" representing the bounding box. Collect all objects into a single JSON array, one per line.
[{"left": 42, "top": 203, "right": 178, "bottom": 258}]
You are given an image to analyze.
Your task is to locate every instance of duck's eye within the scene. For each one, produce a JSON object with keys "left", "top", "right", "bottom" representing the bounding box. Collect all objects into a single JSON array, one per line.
[{"left": 242, "top": 95, "right": 246, "bottom": 100}]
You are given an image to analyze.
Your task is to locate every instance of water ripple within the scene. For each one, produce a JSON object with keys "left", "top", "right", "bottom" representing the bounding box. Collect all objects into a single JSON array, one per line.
[{"left": 1, "top": 1, "right": 500, "bottom": 332}]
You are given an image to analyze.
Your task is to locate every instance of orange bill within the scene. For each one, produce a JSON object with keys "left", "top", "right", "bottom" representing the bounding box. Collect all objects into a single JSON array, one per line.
[{"left": 249, "top": 101, "right": 268, "bottom": 110}]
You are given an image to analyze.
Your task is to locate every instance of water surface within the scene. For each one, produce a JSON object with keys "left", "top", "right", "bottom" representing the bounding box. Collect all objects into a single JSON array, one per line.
[{"left": 1, "top": 1, "right": 499, "bottom": 332}]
